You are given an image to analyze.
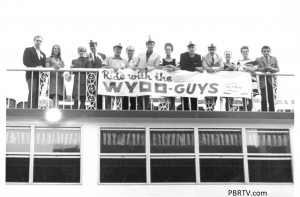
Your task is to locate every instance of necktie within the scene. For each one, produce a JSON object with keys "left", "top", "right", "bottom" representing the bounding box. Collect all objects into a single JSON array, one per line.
[
  {"left": 93, "top": 52, "right": 96, "bottom": 63},
  {"left": 211, "top": 55, "right": 214, "bottom": 66}
]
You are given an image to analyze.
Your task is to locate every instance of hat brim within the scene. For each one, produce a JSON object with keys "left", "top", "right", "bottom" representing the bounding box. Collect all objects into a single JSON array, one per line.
[
  {"left": 113, "top": 46, "right": 123, "bottom": 49},
  {"left": 187, "top": 44, "right": 195, "bottom": 47}
]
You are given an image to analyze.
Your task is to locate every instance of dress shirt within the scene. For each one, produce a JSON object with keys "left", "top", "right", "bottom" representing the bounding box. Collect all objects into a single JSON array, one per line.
[
  {"left": 202, "top": 53, "right": 224, "bottom": 72},
  {"left": 103, "top": 56, "right": 128, "bottom": 70}
]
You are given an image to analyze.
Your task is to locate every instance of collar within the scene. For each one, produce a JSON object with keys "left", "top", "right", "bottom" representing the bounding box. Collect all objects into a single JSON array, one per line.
[
  {"left": 112, "top": 56, "right": 123, "bottom": 60},
  {"left": 34, "top": 46, "right": 41, "bottom": 51}
]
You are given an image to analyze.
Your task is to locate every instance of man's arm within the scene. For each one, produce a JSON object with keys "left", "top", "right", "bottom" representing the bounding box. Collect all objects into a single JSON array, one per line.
[
  {"left": 147, "top": 54, "right": 160, "bottom": 71},
  {"left": 255, "top": 58, "right": 267, "bottom": 72},
  {"left": 195, "top": 55, "right": 204, "bottom": 73},
  {"left": 23, "top": 48, "right": 37, "bottom": 67},
  {"left": 269, "top": 57, "right": 279, "bottom": 73}
]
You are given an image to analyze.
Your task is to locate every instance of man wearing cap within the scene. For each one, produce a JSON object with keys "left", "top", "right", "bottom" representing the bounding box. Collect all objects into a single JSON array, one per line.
[
  {"left": 124, "top": 46, "right": 137, "bottom": 110},
  {"left": 255, "top": 46, "right": 279, "bottom": 112},
  {"left": 179, "top": 41, "right": 203, "bottom": 110},
  {"left": 102, "top": 43, "right": 128, "bottom": 109},
  {"left": 134, "top": 37, "right": 161, "bottom": 110},
  {"left": 88, "top": 40, "right": 106, "bottom": 109},
  {"left": 202, "top": 44, "right": 224, "bottom": 111},
  {"left": 23, "top": 35, "right": 46, "bottom": 108}
]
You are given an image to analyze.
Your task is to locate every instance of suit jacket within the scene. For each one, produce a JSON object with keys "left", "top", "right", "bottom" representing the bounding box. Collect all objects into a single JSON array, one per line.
[
  {"left": 256, "top": 56, "right": 279, "bottom": 88},
  {"left": 135, "top": 51, "right": 161, "bottom": 71},
  {"left": 88, "top": 52, "right": 106, "bottom": 68},
  {"left": 202, "top": 53, "right": 224, "bottom": 72},
  {"left": 23, "top": 47, "right": 46, "bottom": 80},
  {"left": 179, "top": 52, "right": 202, "bottom": 71}
]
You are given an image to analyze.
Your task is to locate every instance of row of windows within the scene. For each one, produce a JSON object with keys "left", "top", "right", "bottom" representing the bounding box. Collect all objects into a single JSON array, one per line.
[{"left": 6, "top": 127, "right": 293, "bottom": 184}]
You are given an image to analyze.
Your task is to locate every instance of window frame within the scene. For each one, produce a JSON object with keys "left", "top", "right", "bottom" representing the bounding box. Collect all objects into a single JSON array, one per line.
[{"left": 6, "top": 125, "right": 83, "bottom": 185}]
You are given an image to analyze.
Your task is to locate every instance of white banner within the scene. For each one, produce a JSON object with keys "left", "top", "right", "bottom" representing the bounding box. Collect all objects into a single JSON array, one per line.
[{"left": 97, "top": 69, "right": 252, "bottom": 98}]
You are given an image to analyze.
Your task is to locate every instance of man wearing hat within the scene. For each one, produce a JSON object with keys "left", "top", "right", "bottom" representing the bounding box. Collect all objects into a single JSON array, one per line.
[
  {"left": 202, "top": 44, "right": 224, "bottom": 111},
  {"left": 179, "top": 41, "right": 203, "bottom": 110},
  {"left": 134, "top": 36, "right": 161, "bottom": 110},
  {"left": 88, "top": 40, "right": 106, "bottom": 109},
  {"left": 102, "top": 43, "right": 128, "bottom": 109},
  {"left": 124, "top": 46, "right": 137, "bottom": 110}
]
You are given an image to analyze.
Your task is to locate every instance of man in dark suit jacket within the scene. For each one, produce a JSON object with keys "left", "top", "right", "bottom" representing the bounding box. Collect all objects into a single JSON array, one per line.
[
  {"left": 255, "top": 46, "right": 279, "bottom": 112},
  {"left": 179, "top": 42, "right": 204, "bottom": 110},
  {"left": 23, "top": 36, "right": 46, "bottom": 108},
  {"left": 88, "top": 40, "right": 106, "bottom": 109}
]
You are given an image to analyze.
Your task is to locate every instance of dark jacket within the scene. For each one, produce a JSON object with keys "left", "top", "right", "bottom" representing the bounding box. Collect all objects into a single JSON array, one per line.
[
  {"left": 179, "top": 52, "right": 202, "bottom": 71},
  {"left": 23, "top": 47, "right": 46, "bottom": 80}
]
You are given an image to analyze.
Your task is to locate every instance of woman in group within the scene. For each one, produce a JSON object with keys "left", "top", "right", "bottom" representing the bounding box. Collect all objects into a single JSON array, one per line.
[
  {"left": 223, "top": 51, "right": 236, "bottom": 111},
  {"left": 45, "top": 45, "right": 65, "bottom": 108},
  {"left": 159, "top": 43, "right": 177, "bottom": 110},
  {"left": 236, "top": 46, "right": 259, "bottom": 111},
  {"left": 71, "top": 46, "right": 92, "bottom": 109}
]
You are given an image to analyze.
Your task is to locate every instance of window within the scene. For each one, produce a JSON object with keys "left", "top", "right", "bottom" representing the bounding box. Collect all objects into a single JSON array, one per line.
[
  {"left": 246, "top": 129, "right": 293, "bottom": 183},
  {"left": 150, "top": 128, "right": 195, "bottom": 183},
  {"left": 199, "top": 128, "right": 244, "bottom": 182},
  {"left": 6, "top": 126, "right": 81, "bottom": 184},
  {"left": 99, "top": 127, "right": 293, "bottom": 184},
  {"left": 100, "top": 128, "right": 146, "bottom": 183}
]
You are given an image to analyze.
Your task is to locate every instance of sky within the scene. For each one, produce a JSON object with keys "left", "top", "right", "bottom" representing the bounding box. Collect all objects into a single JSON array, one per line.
[{"left": 1, "top": 0, "right": 299, "bottom": 102}]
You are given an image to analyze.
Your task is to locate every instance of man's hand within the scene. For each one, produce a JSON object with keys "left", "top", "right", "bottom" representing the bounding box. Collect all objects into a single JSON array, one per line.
[{"left": 206, "top": 67, "right": 214, "bottom": 73}]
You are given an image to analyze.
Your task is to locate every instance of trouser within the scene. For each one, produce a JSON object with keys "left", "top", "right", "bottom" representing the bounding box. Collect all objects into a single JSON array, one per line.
[
  {"left": 123, "top": 97, "right": 137, "bottom": 110},
  {"left": 225, "top": 97, "right": 234, "bottom": 111},
  {"left": 137, "top": 96, "right": 150, "bottom": 110},
  {"left": 242, "top": 98, "right": 253, "bottom": 111},
  {"left": 97, "top": 95, "right": 103, "bottom": 109},
  {"left": 260, "top": 82, "right": 275, "bottom": 112},
  {"left": 26, "top": 78, "right": 39, "bottom": 109},
  {"left": 73, "top": 96, "right": 86, "bottom": 109},
  {"left": 181, "top": 97, "right": 198, "bottom": 111}
]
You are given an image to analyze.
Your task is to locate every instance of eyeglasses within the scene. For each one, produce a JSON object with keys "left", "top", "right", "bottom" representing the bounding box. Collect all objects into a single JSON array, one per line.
[
  {"left": 241, "top": 50, "right": 248, "bottom": 53},
  {"left": 209, "top": 49, "right": 215, "bottom": 51},
  {"left": 263, "top": 50, "right": 270, "bottom": 53}
]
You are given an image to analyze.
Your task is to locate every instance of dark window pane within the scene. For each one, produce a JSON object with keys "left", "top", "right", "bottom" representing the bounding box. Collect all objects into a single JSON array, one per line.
[
  {"left": 35, "top": 128, "right": 81, "bottom": 153},
  {"left": 247, "top": 130, "right": 290, "bottom": 153},
  {"left": 101, "top": 130, "right": 145, "bottom": 153},
  {"left": 200, "top": 159, "right": 244, "bottom": 182},
  {"left": 6, "top": 157, "right": 29, "bottom": 182},
  {"left": 6, "top": 128, "right": 31, "bottom": 152},
  {"left": 151, "top": 159, "right": 195, "bottom": 182},
  {"left": 248, "top": 160, "right": 293, "bottom": 182},
  {"left": 151, "top": 130, "right": 194, "bottom": 153},
  {"left": 100, "top": 159, "right": 146, "bottom": 183},
  {"left": 34, "top": 158, "right": 80, "bottom": 183},
  {"left": 199, "top": 130, "right": 242, "bottom": 153}
]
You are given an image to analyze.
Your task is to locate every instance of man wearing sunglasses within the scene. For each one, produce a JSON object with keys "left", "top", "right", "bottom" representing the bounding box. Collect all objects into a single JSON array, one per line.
[{"left": 255, "top": 46, "right": 279, "bottom": 112}]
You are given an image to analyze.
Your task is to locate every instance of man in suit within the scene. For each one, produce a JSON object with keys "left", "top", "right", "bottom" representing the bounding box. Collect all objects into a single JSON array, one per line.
[
  {"left": 124, "top": 46, "right": 137, "bottom": 110},
  {"left": 255, "top": 46, "right": 279, "bottom": 111},
  {"left": 134, "top": 37, "right": 161, "bottom": 110},
  {"left": 179, "top": 41, "right": 203, "bottom": 110},
  {"left": 202, "top": 44, "right": 224, "bottom": 111},
  {"left": 88, "top": 40, "right": 106, "bottom": 109},
  {"left": 23, "top": 36, "right": 46, "bottom": 108}
]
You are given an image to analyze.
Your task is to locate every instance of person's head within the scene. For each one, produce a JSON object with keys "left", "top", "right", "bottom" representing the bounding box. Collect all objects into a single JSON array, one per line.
[
  {"left": 164, "top": 43, "right": 173, "bottom": 56},
  {"left": 208, "top": 44, "right": 216, "bottom": 56},
  {"left": 33, "top": 36, "right": 43, "bottom": 49},
  {"left": 51, "top": 45, "right": 61, "bottom": 59},
  {"left": 89, "top": 40, "right": 98, "bottom": 53},
  {"left": 113, "top": 44, "right": 122, "bottom": 57},
  {"left": 77, "top": 46, "right": 87, "bottom": 57},
  {"left": 224, "top": 51, "right": 232, "bottom": 61},
  {"left": 146, "top": 36, "right": 155, "bottom": 51},
  {"left": 261, "top": 46, "right": 271, "bottom": 58},
  {"left": 240, "top": 46, "right": 249, "bottom": 59},
  {"left": 187, "top": 41, "right": 196, "bottom": 55},
  {"left": 126, "top": 46, "right": 135, "bottom": 59}
]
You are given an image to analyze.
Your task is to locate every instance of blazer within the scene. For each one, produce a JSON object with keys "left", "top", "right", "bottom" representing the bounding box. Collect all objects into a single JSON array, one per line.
[
  {"left": 88, "top": 52, "right": 106, "bottom": 68},
  {"left": 135, "top": 51, "right": 161, "bottom": 71},
  {"left": 23, "top": 47, "right": 46, "bottom": 80},
  {"left": 256, "top": 56, "right": 279, "bottom": 88},
  {"left": 202, "top": 53, "right": 224, "bottom": 72},
  {"left": 179, "top": 52, "right": 202, "bottom": 71}
]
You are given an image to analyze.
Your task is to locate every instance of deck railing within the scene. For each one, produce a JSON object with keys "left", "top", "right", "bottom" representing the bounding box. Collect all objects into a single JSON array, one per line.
[{"left": 6, "top": 68, "right": 294, "bottom": 112}]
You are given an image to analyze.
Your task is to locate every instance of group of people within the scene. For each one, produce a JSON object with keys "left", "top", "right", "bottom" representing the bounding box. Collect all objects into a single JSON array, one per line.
[{"left": 23, "top": 35, "right": 279, "bottom": 111}]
